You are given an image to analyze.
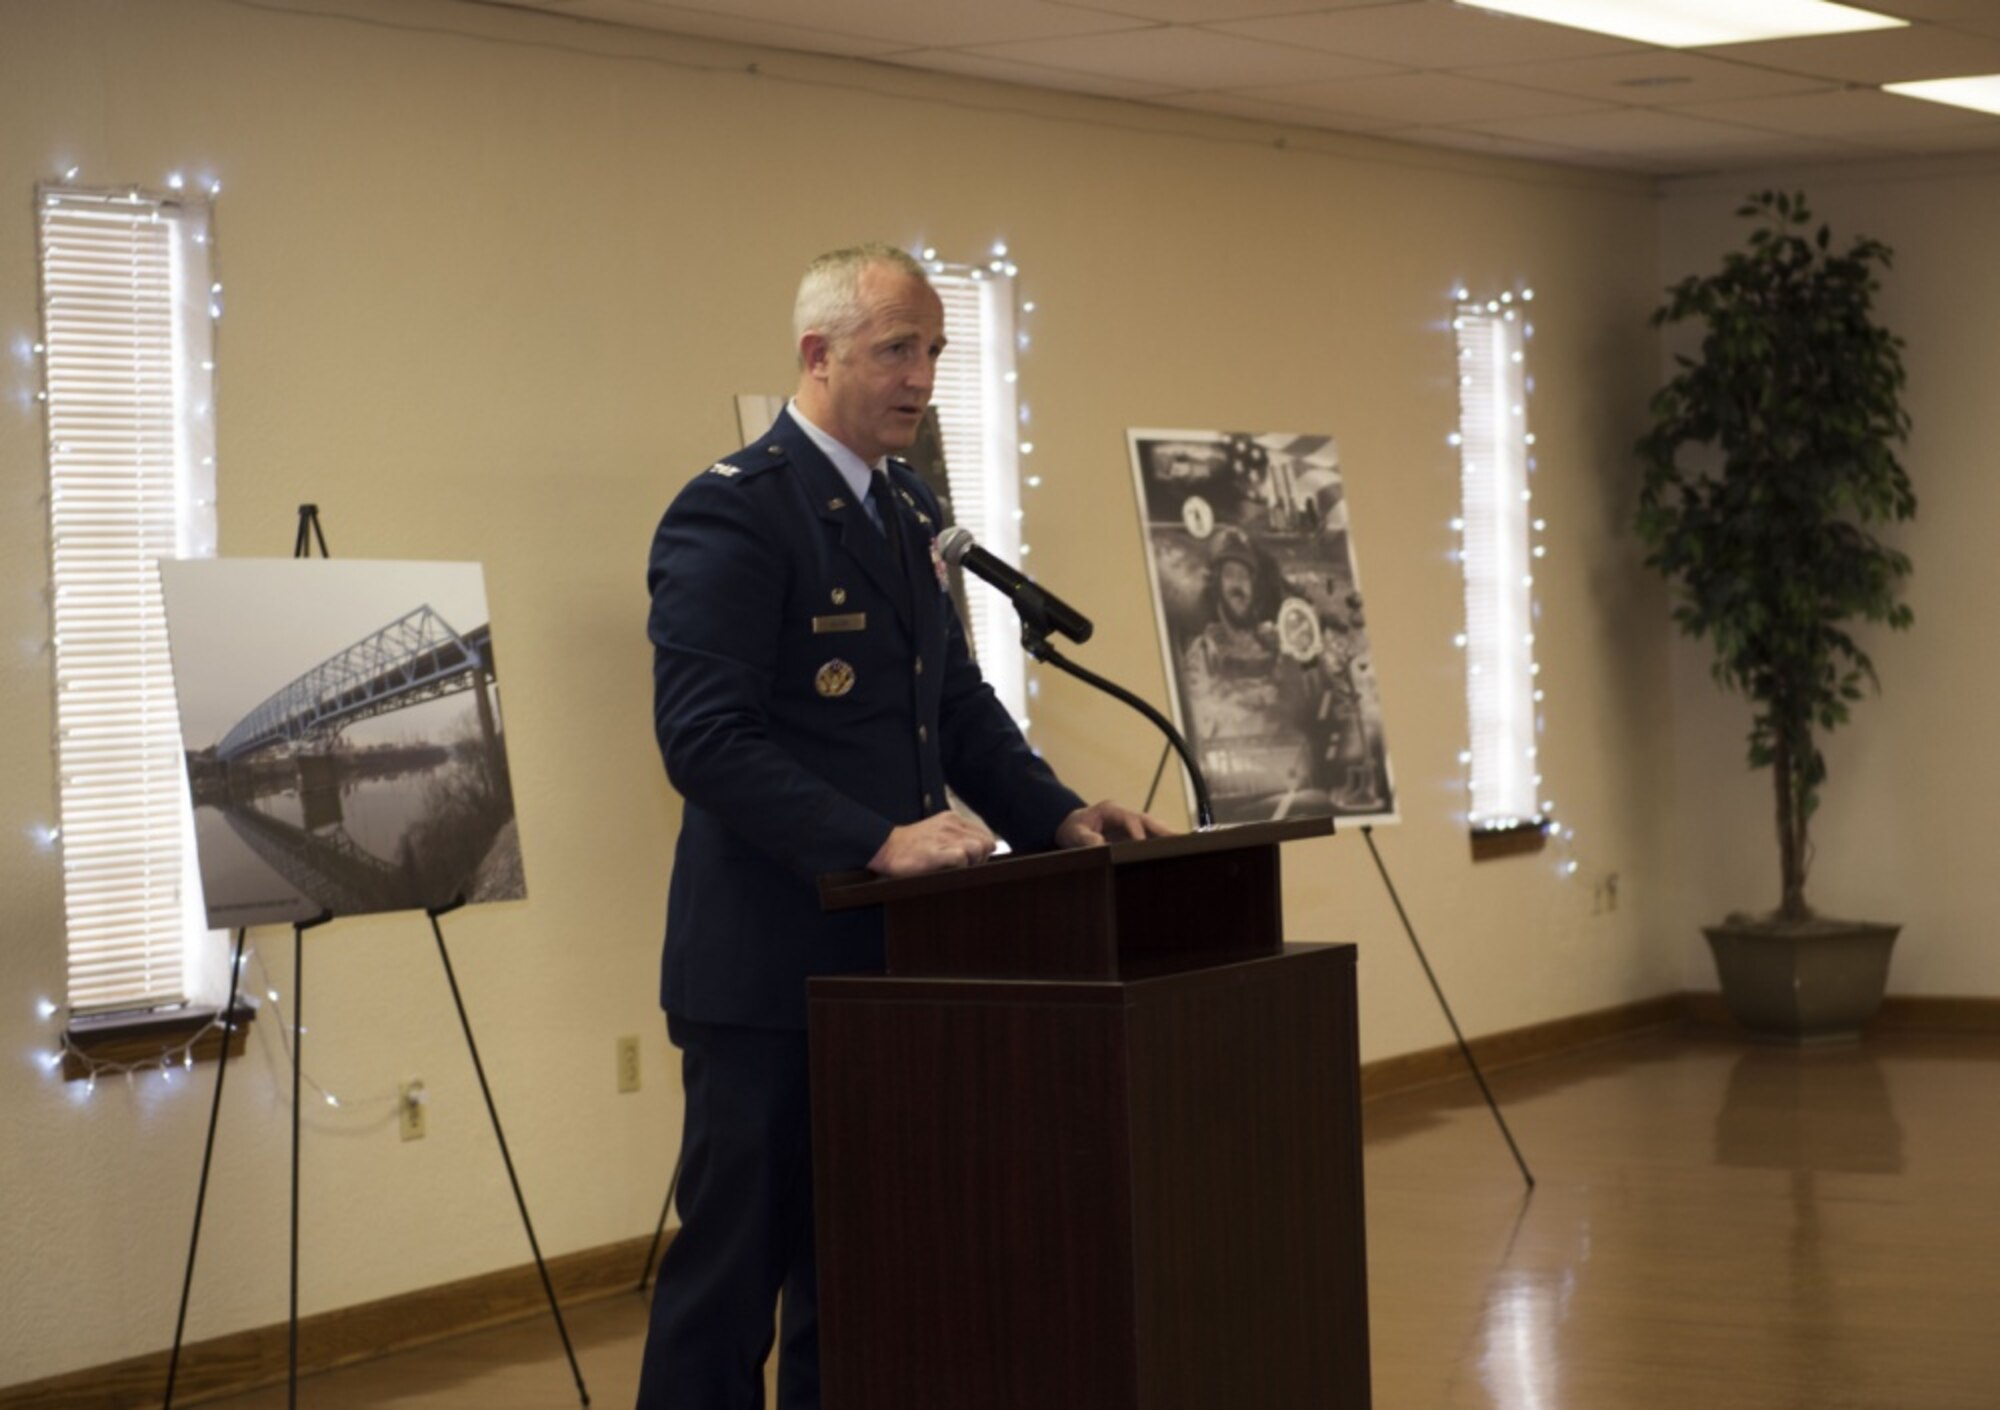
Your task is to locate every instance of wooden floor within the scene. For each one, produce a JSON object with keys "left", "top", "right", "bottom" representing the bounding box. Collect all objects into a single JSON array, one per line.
[{"left": 201, "top": 1027, "right": 2000, "bottom": 1409}]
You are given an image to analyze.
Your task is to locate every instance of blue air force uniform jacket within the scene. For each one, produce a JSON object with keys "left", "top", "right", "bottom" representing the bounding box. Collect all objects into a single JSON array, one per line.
[{"left": 647, "top": 410, "right": 1084, "bottom": 1031}]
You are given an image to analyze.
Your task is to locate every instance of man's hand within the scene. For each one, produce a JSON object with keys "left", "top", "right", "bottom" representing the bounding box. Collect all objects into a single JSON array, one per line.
[
  {"left": 1056, "top": 799, "right": 1176, "bottom": 849},
  {"left": 868, "top": 811, "right": 998, "bottom": 877}
]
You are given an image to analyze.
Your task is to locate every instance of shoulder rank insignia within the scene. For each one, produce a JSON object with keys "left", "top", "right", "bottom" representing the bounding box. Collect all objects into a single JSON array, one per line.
[{"left": 705, "top": 462, "right": 741, "bottom": 478}]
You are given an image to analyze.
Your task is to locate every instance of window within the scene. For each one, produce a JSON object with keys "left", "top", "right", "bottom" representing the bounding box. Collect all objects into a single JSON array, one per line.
[
  {"left": 1451, "top": 290, "right": 1544, "bottom": 842},
  {"left": 37, "top": 185, "right": 218, "bottom": 1014},
  {"left": 926, "top": 261, "right": 1025, "bottom": 727}
]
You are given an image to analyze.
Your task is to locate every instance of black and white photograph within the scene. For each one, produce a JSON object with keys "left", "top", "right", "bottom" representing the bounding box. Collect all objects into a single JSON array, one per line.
[
  {"left": 1128, "top": 428, "right": 1397, "bottom": 827},
  {"left": 159, "top": 559, "right": 526, "bottom": 929}
]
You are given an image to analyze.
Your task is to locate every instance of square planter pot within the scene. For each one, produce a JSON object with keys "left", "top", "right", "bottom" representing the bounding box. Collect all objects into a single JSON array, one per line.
[{"left": 1703, "top": 917, "right": 1900, "bottom": 1044}]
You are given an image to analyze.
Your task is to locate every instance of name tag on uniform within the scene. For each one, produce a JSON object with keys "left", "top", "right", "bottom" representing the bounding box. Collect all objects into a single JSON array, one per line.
[{"left": 812, "top": 612, "right": 867, "bottom": 634}]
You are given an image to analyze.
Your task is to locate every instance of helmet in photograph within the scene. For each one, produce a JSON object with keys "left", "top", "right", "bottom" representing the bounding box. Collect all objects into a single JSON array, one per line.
[{"left": 1209, "top": 524, "right": 1258, "bottom": 575}]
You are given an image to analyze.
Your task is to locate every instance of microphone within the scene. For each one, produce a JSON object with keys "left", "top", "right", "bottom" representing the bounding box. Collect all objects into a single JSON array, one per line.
[{"left": 938, "top": 526, "right": 1094, "bottom": 645}]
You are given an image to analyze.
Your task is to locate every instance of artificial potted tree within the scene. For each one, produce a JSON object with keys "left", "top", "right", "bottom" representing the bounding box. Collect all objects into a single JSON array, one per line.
[{"left": 1636, "top": 190, "right": 1916, "bottom": 1043}]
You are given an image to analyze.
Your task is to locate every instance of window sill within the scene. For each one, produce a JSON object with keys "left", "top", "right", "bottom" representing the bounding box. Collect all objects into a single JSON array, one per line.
[
  {"left": 1469, "top": 821, "right": 1548, "bottom": 863},
  {"left": 63, "top": 1003, "right": 258, "bottom": 1082}
]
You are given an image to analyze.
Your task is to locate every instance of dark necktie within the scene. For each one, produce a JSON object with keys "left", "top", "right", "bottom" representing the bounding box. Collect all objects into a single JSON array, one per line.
[{"left": 870, "top": 471, "right": 904, "bottom": 561}]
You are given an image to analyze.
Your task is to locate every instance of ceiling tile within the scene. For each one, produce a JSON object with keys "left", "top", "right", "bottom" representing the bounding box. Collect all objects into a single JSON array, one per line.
[
  {"left": 1864, "top": 0, "right": 2000, "bottom": 20},
  {"left": 1847, "top": 122, "right": 2000, "bottom": 152},
  {"left": 1682, "top": 86, "right": 2000, "bottom": 136},
  {"left": 1051, "top": 0, "right": 1390, "bottom": 22},
  {"left": 548, "top": 0, "right": 907, "bottom": 54},
  {"left": 1460, "top": 50, "right": 1830, "bottom": 108},
  {"left": 1155, "top": 89, "right": 1406, "bottom": 131},
  {"left": 1649, "top": 135, "right": 1884, "bottom": 171},
  {"left": 1467, "top": 106, "right": 1811, "bottom": 154},
  {"left": 882, "top": 46, "right": 1180, "bottom": 99},
  {"left": 1212, "top": 0, "right": 1638, "bottom": 69},
  {"left": 651, "top": 0, "right": 1149, "bottom": 49},
  {"left": 968, "top": 25, "right": 1399, "bottom": 88},
  {"left": 1385, "top": 123, "right": 1619, "bottom": 163},
  {"left": 1238, "top": 70, "right": 1611, "bottom": 124},
  {"left": 1696, "top": 23, "right": 2000, "bottom": 84}
]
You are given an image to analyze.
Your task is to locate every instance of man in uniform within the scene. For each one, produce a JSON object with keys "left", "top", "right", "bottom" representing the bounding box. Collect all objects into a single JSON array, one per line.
[{"left": 642, "top": 243, "right": 1165, "bottom": 1408}]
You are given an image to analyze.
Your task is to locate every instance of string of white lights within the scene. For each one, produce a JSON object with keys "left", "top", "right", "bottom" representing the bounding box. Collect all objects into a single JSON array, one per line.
[
  {"left": 917, "top": 239, "right": 1041, "bottom": 731},
  {"left": 246, "top": 946, "right": 403, "bottom": 1112},
  {"left": 37, "top": 941, "right": 402, "bottom": 1113},
  {"left": 28, "top": 165, "right": 385, "bottom": 1111},
  {"left": 25, "top": 160, "right": 229, "bottom": 1090},
  {"left": 41, "top": 1003, "right": 226, "bottom": 1095},
  {"left": 1449, "top": 285, "right": 1583, "bottom": 880}
]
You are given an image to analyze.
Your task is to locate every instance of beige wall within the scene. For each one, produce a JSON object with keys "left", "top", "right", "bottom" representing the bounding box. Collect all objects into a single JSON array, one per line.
[
  {"left": 0, "top": 0, "right": 1674, "bottom": 1385},
  {"left": 1658, "top": 162, "right": 2000, "bottom": 997}
]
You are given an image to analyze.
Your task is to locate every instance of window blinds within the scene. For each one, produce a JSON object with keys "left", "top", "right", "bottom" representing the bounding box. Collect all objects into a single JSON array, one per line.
[
  {"left": 38, "top": 187, "right": 217, "bottom": 1013},
  {"left": 1454, "top": 302, "right": 1539, "bottom": 830},
  {"left": 929, "top": 270, "right": 1025, "bottom": 726}
]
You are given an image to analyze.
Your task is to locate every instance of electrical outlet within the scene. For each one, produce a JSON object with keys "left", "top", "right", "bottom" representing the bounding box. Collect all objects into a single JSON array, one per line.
[
  {"left": 617, "top": 1036, "right": 641, "bottom": 1094},
  {"left": 399, "top": 1079, "right": 426, "bottom": 1142}
]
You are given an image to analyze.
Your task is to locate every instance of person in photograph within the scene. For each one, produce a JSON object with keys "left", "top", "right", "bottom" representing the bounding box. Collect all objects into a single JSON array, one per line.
[
  {"left": 1181, "top": 524, "right": 1298, "bottom": 741},
  {"left": 642, "top": 242, "right": 1167, "bottom": 1410}
]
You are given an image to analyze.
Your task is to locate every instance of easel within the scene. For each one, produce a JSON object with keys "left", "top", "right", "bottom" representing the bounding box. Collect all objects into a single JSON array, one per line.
[
  {"left": 1141, "top": 746, "right": 1537, "bottom": 1192},
  {"left": 163, "top": 505, "right": 590, "bottom": 1406}
]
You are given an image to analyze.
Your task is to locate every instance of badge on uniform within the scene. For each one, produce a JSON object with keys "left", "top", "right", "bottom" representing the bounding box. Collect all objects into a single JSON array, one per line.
[
  {"left": 929, "top": 535, "right": 949, "bottom": 592},
  {"left": 815, "top": 659, "right": 856, "bottom": 698},
  {"left": 813, "top": 613, "right": 866, "bottom": 634}
]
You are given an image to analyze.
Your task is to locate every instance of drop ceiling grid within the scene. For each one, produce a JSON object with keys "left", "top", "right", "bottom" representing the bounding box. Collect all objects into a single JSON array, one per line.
[{"left": 496, "top": 0, "right": 2000, "bottom": 172}]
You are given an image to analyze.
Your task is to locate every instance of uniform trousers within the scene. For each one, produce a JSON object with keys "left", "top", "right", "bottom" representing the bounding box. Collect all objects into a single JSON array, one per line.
[{"left": 637, "top": 1017, "right": 820, "bottom": 1410}]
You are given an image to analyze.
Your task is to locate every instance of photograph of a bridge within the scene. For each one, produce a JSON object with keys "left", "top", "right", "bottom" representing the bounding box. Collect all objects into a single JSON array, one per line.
[{"left": 160, "top": 558, "right": 525, "bottom": 929}]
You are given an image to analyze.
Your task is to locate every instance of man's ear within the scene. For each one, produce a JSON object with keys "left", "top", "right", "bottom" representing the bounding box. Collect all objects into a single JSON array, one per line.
[{"left": 799, "top": 331, "right": 831, "bottom": 378}]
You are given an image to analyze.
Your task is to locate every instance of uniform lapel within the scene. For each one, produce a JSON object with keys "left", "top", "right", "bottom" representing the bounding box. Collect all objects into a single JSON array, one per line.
[
  {"left": 771, "top": 413, "right": 914, "bottom": 631},
  {"left": 879, "top": 471, "right": 938, "bottom": 637}
]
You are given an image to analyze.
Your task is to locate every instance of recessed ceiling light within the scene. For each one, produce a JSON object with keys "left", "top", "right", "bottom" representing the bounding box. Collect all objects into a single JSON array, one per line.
[
  {"left": 1462, "top": 1, "right": 1907, "bottom": 48},
  {"left": 1884, "top": 74, "right": 2000, "bottom": 116}
]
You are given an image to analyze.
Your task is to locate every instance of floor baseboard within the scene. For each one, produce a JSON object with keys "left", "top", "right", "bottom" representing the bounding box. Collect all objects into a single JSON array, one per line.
[
  {"left": 0, "top": 1234, "right": 659, "bottom": 1410},
  {"left": 1358, "top": 993, "right": 1687, "bottom": 1099},
  {"left": 1364, "top": 992, "right": 2000, "bottom": 1101}
]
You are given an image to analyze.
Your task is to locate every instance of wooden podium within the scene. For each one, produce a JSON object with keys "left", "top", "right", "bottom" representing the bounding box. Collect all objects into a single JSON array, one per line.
[{"left": 809, "top": 818, "right": 1370, "bottom": 1410}]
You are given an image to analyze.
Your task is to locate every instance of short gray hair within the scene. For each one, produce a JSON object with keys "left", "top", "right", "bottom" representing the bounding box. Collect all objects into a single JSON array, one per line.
[{"left": 793, "top": 243, "right": 931, "bottom": 360}]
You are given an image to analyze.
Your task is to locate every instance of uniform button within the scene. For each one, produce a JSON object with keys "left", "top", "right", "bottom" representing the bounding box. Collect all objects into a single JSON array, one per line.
[
  {"left": 914, "top": 657, "right": 925, "bottom": 676},
  {"left": 918, "top": 725, "right": 928, "bottom": 743},
  {"left": 923, "top": 792, "right": 934, "bottom": 809}
]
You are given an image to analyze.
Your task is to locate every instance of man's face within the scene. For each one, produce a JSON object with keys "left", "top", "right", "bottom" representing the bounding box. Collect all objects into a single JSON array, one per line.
[
  {"left": 1217, "top": 560, "right": 1256, "bottom": 626},
  {"left": 803, "top": 264, "right": 945, "bottom": 463}
]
